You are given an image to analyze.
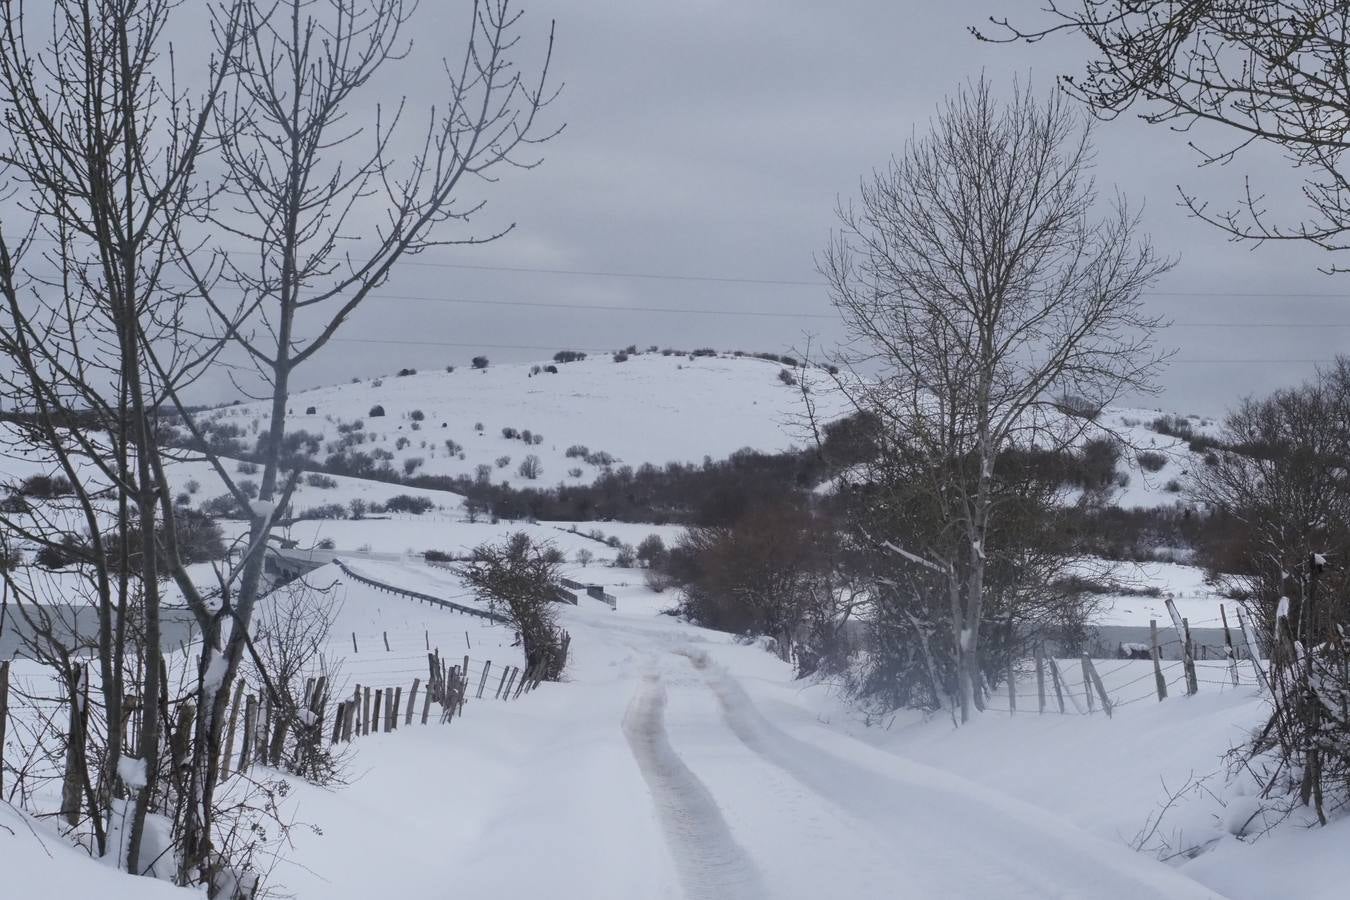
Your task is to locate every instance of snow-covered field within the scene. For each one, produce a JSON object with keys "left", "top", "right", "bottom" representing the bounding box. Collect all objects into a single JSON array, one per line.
[
  {"left": 257, "top": 558, "right": 1324, "bottom": 900},
  {"left": 9, "top": 358, "right": 1337, "bottom": 900},
  {"left": 195, "top": 353, "right": 844, "bottom": 486},
  {"left": 1097, "top": 407, "right": 1220, "bottom": 510},
  {"left": 0, "top": 523, "right": 1338, "bottom": 899}
]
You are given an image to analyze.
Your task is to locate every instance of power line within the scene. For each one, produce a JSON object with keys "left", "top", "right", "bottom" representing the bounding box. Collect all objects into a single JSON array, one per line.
[
  {"left": 401, "top": 260, "right": 825, "bottom": 287},
  {"left": 371, "top": 292, "right": 837, "bottom": 319},
  {"left": 351, "top": 289, "right": 1350, "bottom": 325},
  {"left": 17, "top": 235, "right": 1350, "bottom": 298}
]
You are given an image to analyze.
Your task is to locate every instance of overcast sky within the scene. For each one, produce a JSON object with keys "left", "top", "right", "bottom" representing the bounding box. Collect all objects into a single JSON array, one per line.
[{"left": 189, "top": 2, "right": 1350, "bottom": 413}]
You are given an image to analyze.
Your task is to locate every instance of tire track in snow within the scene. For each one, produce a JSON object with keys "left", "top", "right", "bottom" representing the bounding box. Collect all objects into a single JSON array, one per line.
[
  {"left": 682, "top": 649, "right": 1227, "bottom": 900},
  {"left": 622, "top": 672, "right": 768, "bottom": 900}
]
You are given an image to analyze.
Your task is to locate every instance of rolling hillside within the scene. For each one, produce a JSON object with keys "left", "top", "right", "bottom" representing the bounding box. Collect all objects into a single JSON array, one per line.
[{"left": 195, "top": 352, "right": 845, "bottom": 487}]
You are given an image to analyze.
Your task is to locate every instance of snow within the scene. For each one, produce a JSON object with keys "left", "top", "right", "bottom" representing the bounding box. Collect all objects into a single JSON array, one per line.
[
  {"left": 247, "top": 558, "right": 1282, "bottom": 900},
  {"left": 1, "top": 526, "right": 1341, "bottom": 899},
  {"left": 0, "top": 803, "right": 188, "bottom": 898},
  {"left": 8, "top": 379, "right": 1345, "bottom": 900},
  {"left": 192, "top": 353, "right": 844, "bottom": 487},
  {"left": 202, "top": 648, "right": 229, "bottom": 693},
  {"left": 117, "top": 755, "right": 147, "bottom": 790}
]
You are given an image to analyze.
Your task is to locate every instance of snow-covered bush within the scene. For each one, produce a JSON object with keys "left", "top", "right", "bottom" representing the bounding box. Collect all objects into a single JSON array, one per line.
[
  {"left": 518, "top": 454, "right": 542, "bottom": 480},
  {"left": 459, "top": 532, "right": 568, "bottom": 680},
  {"left": 385, "top": 494, "right": 434, "bottom": 514},
  {"left": 1136, "top": 450, "right": 1167, "bottom": 472}
]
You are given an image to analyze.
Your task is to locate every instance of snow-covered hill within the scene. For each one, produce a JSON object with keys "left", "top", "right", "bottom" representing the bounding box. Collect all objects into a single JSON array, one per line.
[
  {"left": 197, "top": 352, "right": 845, "bottom": 486},
  {"left": 1097, "top": 408, "right": 1222, "bottom": 510}
]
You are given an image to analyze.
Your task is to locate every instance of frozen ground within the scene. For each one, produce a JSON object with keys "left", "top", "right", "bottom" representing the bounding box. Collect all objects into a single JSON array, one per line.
[
  {"left": 2, "top": 549, "right": 1340, "bottom": 899},
  {"left": 258, "top": 559, "right": 1323, "bottom": 900},
  {"left": 193, "top": 353, "right": 845, "bottom": 486}
]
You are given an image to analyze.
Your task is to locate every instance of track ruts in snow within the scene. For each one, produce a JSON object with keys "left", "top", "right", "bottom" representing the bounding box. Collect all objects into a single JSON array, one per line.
[
  {"left": 622, "top": 673, "right": 768, "bottom": 900},
  {"left": 682, "top": 650, "right": 1229, "bottom": 900}
]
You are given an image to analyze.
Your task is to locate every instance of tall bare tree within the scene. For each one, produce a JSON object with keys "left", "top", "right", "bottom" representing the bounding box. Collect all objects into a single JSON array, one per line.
[
  {"left": 821, "top": 78, "right": 1171, "bottom": 722},
  {"left": 161, "top": 0, "right": 558, "bottom": 880},
  {"left": 1187, "top": 360, "right": 1350, "bottom": 821},
  {"left": 0, "top": 0, "right": 557, "bottom": 890},
  {"left": 0, "top": 0, "right": 247, "bottom": 873}
]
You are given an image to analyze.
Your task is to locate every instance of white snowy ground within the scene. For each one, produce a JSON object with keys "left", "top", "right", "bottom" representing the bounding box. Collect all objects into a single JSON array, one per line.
[
  {"left": 3, "top": 552, "right": 1344, "bottom": 898},
  {"left": 194, "top": 352, "right": 843, "bottom": 486},
  {"left": 254, "top": 561, "right": 1334, "bottom": 900}
]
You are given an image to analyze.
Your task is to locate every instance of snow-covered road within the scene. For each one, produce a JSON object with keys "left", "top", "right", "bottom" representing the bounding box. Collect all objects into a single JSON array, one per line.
[
  {"left": 272, "top": 566, "right": 1230, "bottom": 900},
  {"left": 614, "top": 643, "right": 1226, "bottom": 900}
]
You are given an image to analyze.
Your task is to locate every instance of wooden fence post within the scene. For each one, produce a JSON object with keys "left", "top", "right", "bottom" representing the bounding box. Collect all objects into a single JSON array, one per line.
[
  {"left": 514, "top": 664, "right": 533, "bottom": 700},
  {"left": 331, "top": 703, "right": 345, "bottom": 744},
  {"left": 352, "top": 631, "right": 358, "bottom": 653},
  {"left": 1150, "top": 620, "right": 1167, "bottom": 701},
  {"left": 1220, "top": 604, "right": 1240, "bottom": 687},
  {"left": 406, "top": 679, "right": 420, "bottom": 726},
  {"left": 1165, "top": 597, "right": 1198, "bottom": 695},
  {"left": 1182, "top": 617, "right": 1199, "bottom": 695},
  {"left": 426, "top": 653, "right": 440, "bottom": 701},
  {"left": 1006, "top": 652, "right": 1016, "bottom": 715},
  {"left": 1236, "top": 607, "right": 1270, "bottom": 692},
  {"left": 342, "top": 698, "right": 355, "bottom": 742},
  {"left": 363, "top": 686, "right": 371, "bottom": 734},
  {"left": 477, "top": 661, "right": 491, "bottom": 700},
  {"left": 219, "top": 681, "right": 244, "bottom": 780},
  {"left": 1079, "top": 654, "right": 1095, "bottom": 713},
  {"left": 421, "top": 682, "right": 434, "bottom": 724},
  {"left": 258, "top": 697, "right": 272, "bottom": 763},
  {"left": 502, "top": 667, "right": 518, "bottom": 701},
  {"left": 1047, "top": 657, "right": 1066, "bottom": 713},
  {"left": 495, "top": 666, "right": 510, "bottom": 699},
  {"left": 0, "top": 660, "right": 8, "bottom": 795},
  {"left": 1082, "top": 654, "right": 1113, "bottom": 718},
  {"left": 61, "top": 664, "right": 87, "bottom": 826},
  {"left": 384, "top": 687, "right": 394, "bottom": 731},
  {"left": 239, "top": 695, "right": 257, "bottom": 773},
  {"left": 383, "top": 631, "right": 390, "bottom": 652},
  {"left": 391, "top": 687, "right": 402, "bottom": 730},
  {"left": 371, "top": 688, "right": 383, "bottom": 733},
  {"left": 448, "top": 669, "right": 464, "bottom": 723},
  {"left": 1033, "top": 645, "right": 1045, "bottom": 714}
]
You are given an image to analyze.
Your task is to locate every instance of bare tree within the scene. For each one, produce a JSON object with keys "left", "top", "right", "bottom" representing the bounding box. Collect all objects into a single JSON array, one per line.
[
  {"left": 1187, "top": 360, "right": 1350, "bottom": 822},
  {"left": 459, "top": 533, "right": 568, "bottom": 680},
  {"left": 0, "top": 0, "right": 247, "bottom": 874},
  {"left": 0, "top": 0, "right": 558, "bottom": 889},
  {"left": 821, "top": 78, "right": 1171, "bottom": 722},
  {"left": 161, "top": 0, "right": 559, "bottom": 880},
  {"left": 981, "top": 2, "right": 1350, "bottom": 262}
]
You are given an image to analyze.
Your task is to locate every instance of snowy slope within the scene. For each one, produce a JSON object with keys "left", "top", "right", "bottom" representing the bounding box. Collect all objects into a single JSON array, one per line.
[
  {"left": 1099, "top": 408, "right": 1221, "bottom": 510},
  {"left": 261, "top": 557, "right": 1250, "bottom": 900},
  {"left": 196, "top": 352, "right": 843, "bottom": 485}
]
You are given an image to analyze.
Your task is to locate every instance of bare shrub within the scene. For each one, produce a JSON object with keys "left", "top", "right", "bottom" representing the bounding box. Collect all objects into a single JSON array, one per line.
[{"left": 459, "top": 533, "right": 568, "bottom": 680}]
